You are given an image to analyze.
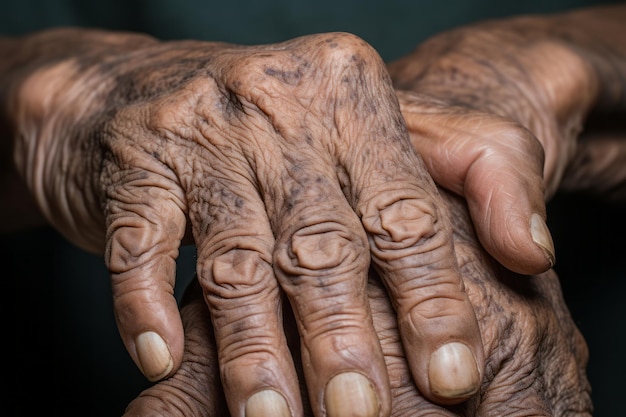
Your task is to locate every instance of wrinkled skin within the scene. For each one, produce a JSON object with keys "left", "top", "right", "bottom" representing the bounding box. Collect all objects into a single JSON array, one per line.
[
  {"left": 123, "top": 191, "right": 592, "bottom": 417},
  {"left": 5, "top": 30, "right": 485, "bottom": 415},
  {"left": 122, "top": 8, "right": 624, "bottom": 416},
  {"left": 388, "top": 5, "right": 626, "bottom": 273},
  {"left": 3, "top": 5, "right": 625, "bottom": 417}
]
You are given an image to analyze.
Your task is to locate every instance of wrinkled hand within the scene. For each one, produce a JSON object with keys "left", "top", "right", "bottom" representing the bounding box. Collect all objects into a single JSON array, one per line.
[
  {"left": 9, "top": 30, "right": 483, "bottom": 415},
  {"left": 123, "top": 192, "right": 592, "bottom": 417},
  {"left": 387, "top": 12, "right": 610, "bottom": 274}
]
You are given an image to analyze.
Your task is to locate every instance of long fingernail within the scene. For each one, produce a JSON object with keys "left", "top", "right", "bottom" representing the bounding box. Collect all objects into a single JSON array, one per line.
[
  {"left": 325, "top": 372, "right": 379, "bottom": 417},
  {"left": 135, "top": 331, "right": 173, "bottom": 381},
  {"left": 530, "top": 213, "right": 555, "bottom": 267},
  {"left": 429, "top": 342, "right": 480, "bottom": 400},
  {"left": 245, "top": 390, "right": 291, "bottom": 417}
]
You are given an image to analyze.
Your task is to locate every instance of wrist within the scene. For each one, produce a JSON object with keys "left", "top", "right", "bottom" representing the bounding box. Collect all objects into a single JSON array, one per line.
[
  {"left": 555, "top": 5, "right": 626, "bottom": 112},
  {"left": 1, "top": 28, "right": 157, "bottom": 234}
]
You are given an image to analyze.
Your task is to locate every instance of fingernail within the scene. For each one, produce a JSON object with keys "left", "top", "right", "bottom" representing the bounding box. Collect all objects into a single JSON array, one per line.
[
  {"left": 429, "top": 342, "right": 480, "bottom": 400},
  {"left": 530, "top": 213, "right": 555, "bottom": 267},
  {"left": 325, "top": 372, "right": 379, "bottom": 417},
  {"left": 135, "top": 331, "right": 173, "bottom": 381},
  {"left": 245, "top": 390, "right": 291, "bottom": 417}
]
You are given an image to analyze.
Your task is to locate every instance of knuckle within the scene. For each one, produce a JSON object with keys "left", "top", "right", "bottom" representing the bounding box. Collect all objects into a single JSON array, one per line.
[
  {"left": 199, "top": 250, "right": 284, "bottom": 364},
  {"left": 106, "top": 218, "right": 179, "bottom": 276},
  {"left": 216, "top": 312, "right": 280, "bottom": 364},
  {"left": 274, "top": 221, "right": 368, "bottom": 279},
  {"left": 106, "top": 222, "right": 153, "bottom": 274},
  {"left": 308, "top": 32, "right": 383, "bottom": 71},
  {"left": 104, "top": 185, "right": 185, "bottom": 275},
  {"left": 303, "top": 305, "right": 373, "bottom": 345},
  {"left": 225, "top": 32, "right": 388, "bottom": 111},
  {"left": 361, "top": 194, "right": 452, "bottom": 268},
  {"left": 143, "top": 77, "right": 220, "bottom": 139},
  {"left": 367, "top": 198, "right": 437, "bottom": 247},
  {"left": 199, "top": 248, "right": 276, "bottom": 303}
]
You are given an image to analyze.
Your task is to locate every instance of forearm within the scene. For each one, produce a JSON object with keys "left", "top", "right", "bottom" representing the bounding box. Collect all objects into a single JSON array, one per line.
[
  {"left": 544, "top": 5, "right": 626, "bottom": 200},
  {"left": 556, "top": 5, "right": 626, "bottom": 112},
  {"left": 389, "top": 4, "right": 626, "bottom": 205},
  {"left": 390, "top": 4, "right": 626, "bottom": 133},
  {"left": 0, "top": 28, "right": 157, "bottom": 235}
]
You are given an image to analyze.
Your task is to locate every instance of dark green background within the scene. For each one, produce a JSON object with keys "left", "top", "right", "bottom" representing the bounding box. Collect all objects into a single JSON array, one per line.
[{"left": 2, "top": 0, "right": 624, "bottom": 415}]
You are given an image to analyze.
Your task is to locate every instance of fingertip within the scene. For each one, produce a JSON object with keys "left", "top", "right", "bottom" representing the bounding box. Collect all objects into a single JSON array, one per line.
[
  {"left": 135, "top": 331, "right": 175, "bottom": 381},
  {"left": 245, "top": 390, "right": 291, "bottom": 417},
  {"left": 325, "top": 372, "right": 380, "bottom": 417},
  {"left": 529, "top": 213, "right": 556, "bottom": 268},
  {"left": 468, "top": 193, "right": 555, "bottom": 275},
  {"left": 428, "top": 342, "right": 481, "bottom": 404}
]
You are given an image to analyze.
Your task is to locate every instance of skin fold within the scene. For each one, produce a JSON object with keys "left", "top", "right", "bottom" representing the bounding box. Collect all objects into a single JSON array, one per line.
[
  {"left": 1, "top": 30, "right": 485, "bottom": 416},
  {"left": 388, "top": 4, "right": 626, "bottom": 273},
  {"left": 123, "top": 190, "right": 593, "bottom": 417},
  {"left": 1, "top": 4, "right": 624, "bottom": 417}
]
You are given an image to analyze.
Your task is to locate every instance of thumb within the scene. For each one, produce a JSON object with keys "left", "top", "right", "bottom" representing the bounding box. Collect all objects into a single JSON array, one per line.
[{"left": 402, "top": 103, "right": 555, "bottom": 274}]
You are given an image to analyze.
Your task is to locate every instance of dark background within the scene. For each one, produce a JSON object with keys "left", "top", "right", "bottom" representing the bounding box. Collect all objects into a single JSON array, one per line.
[{"left": 2, "top": 0, "right": 624, "bottom": 415}]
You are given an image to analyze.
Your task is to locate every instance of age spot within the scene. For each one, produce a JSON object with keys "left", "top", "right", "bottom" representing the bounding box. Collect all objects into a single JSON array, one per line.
[{"left": 264, "top": 67, "right": 303, "bottom": 86}]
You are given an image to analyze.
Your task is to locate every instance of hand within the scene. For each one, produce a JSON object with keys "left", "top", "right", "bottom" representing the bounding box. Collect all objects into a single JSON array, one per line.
[
  {"left": 123, "top": 191, "right": 592, "bottom": 417},
  {"left": 4, "top": 29, "right": 484, "bottom": 415},
  {"left": 387, "top": 4, "right": 626, "bottom": 274}
]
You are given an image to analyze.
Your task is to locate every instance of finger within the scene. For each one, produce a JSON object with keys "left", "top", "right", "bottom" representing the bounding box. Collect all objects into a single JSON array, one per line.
[
  {"left": 365, "top": 270, "right": 459, "bottom": 417},
  {"left": 243, "top": 34, "right": 484, "bottom": 407},
  {"left": 123, "top": 280, "right": 230, "bottom": 417},
  {"left": 307, "top": 73, "right": 484, "bottom": 404},
  {"left": 399, "top": 94, "right": 555, "bottom": 274},
  {"left": 189, "top": 170, "right": 301, "bottom": 417},
  {"left": 104, "top": 166, "right": 188, "bottom": 382},
  {"left": 347, "top": 128, "right": 483, "bottom": 405},
  {"left": 270, "top": 156, "right": 391, "bottom": 417},
  {"left": 223, "top": 32, "right": 396, "bottom": 417}
]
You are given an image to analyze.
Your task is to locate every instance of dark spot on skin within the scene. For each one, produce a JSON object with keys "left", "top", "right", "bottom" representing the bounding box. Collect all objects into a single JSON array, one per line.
[
  {"left": 152, "top": 151, "right": 160, "bottom": 159},
  {"left": 235, "top": 197, "right": 244, "bottom": 208},
  {"left": 264, "top": 67, "right": 303, "bottom": 86},
  {"left": 317, "top": 276, "right": 332, "bottom": 290},
  {"left": 283, "top": 181, "right": 306, "bottom": 213},
  {"left": 290, "top": 185, "right": 303, "bottom": 200},
  {"left": 365, "top": 101, "right": 378, "bottom": 115},
  {"left": 102, "top": 50, "right": 214, "bottom": 109},
  {"left": 220, "top": 89, "right": 244, "bottom": 119},
  {"left": 136, "top": 170, "right": 149, "bottom": 180}
]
